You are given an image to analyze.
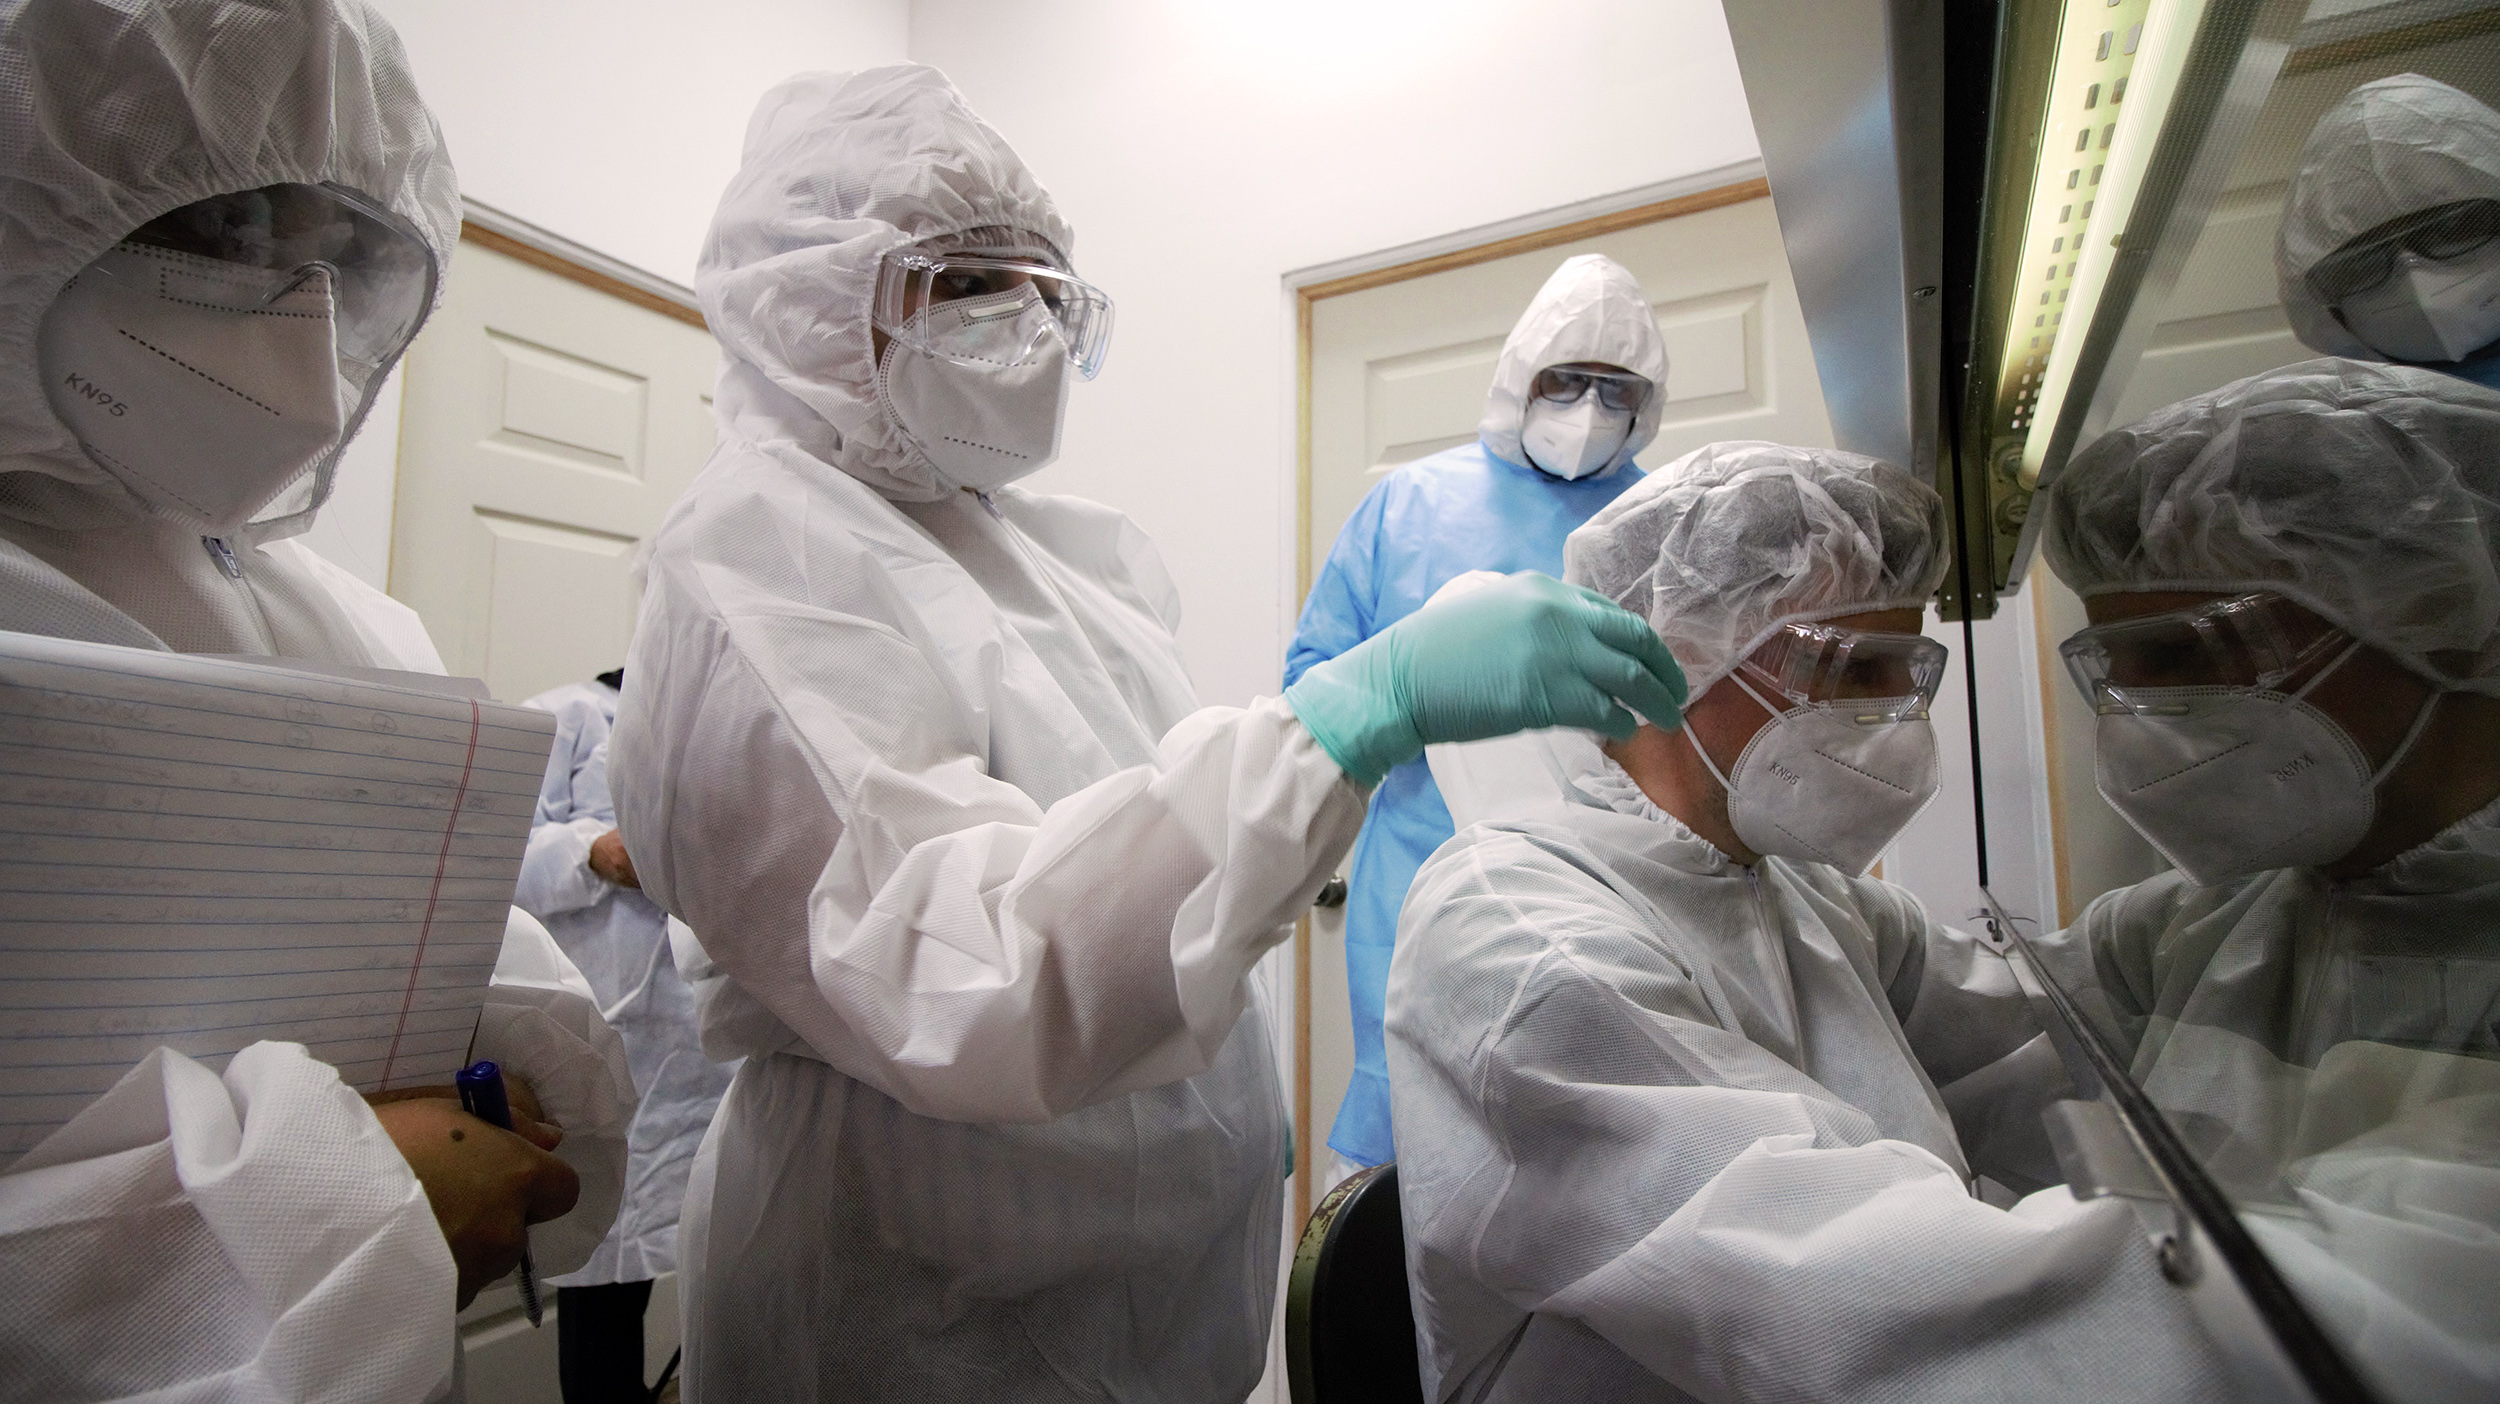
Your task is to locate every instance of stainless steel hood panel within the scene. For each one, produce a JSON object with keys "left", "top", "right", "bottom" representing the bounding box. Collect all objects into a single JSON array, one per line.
[{"left": 1722, "top": 0, "right": 1944, "bottom": 482}]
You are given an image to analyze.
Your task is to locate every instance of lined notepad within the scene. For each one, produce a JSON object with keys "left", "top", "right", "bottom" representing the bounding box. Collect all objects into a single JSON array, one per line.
[{"left": 0, "top": 632, "right": 558, "bottom": 1159}]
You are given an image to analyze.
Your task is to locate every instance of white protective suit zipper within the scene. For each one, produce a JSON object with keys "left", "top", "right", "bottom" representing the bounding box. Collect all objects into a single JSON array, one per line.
[
  {"left": 1743, "top": 865, "right": 1805, "bottom": 1058},
  {"left": 973, "top": 488, "right": 1124, "bottom": 685},
  {"left": 200, "top": 534, "right": 280, "bottom": 654},
  {"left": 201, "top": 535, "right": 244, "bottom": 579},
  {"left": 2288, "top": 881, "right": 2346, "bottom": 1065}
]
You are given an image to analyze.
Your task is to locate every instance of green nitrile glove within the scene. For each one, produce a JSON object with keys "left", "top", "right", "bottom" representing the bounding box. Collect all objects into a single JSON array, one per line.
[{"left": 1284, "top": 572, "right": 1688, "bottom": 787}]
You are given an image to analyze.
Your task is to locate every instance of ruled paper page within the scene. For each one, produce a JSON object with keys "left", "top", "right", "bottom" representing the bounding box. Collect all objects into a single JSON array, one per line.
[{"left": 0, "top": 631, "right": 558, "bottom": 1159}]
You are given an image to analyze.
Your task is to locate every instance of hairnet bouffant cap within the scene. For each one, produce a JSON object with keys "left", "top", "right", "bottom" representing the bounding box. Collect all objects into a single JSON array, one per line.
[
  {"left": 2045, "top": 356, "right": 2500, "bottom": 694},
  {"left": 1564, "top": 440, "right": 1949, "bottom": 696},
  {"left": 2275, "top": 74, "right": 2500, "bottom": 359}
]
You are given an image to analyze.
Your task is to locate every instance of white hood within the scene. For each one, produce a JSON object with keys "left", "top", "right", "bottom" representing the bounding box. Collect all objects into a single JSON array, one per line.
[
  {"left": 1477, "top": 253, "right": 1669, "bottom": 476},
  {"left": 697, "top": 64, "right": 1077, "bottom": 503},
  {"left": 0, "top": 0, "right": 459, "bottom": 535}
]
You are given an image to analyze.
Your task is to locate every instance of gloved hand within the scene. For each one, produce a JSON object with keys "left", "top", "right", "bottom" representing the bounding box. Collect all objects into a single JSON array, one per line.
[{"left": 1284, "top": 571, "right": 1687, "bottom": 787}]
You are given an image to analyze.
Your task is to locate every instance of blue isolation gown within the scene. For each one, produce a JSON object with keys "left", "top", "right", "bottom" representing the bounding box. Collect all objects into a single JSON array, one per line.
[{"left": 1283, "top": 439, "right": 1639, "bottom": 1165}]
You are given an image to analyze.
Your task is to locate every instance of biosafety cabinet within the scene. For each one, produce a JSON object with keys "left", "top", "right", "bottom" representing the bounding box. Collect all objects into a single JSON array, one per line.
[{"left": 1721, "top": 4, "right": 2500, "bottom": 1401}]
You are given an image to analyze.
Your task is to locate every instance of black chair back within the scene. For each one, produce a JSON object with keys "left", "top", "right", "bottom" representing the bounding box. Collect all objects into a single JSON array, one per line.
[{"left": 1284, "top": 1162, "right": 1427, "bottom": 1404}]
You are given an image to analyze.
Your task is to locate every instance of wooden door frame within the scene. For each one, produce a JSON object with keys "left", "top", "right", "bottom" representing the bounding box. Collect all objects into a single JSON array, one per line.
[
  {"left": 1285, "top": 174, "right": 1771, "bottom": 1227},
  {"left": 457, "top": 197, "right": 708, "bottom": 331}
]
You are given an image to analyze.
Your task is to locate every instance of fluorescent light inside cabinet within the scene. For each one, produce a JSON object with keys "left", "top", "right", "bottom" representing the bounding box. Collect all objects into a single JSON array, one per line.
[{"left": 2017, "top": 0, "right": 2210, "bottom": 486}]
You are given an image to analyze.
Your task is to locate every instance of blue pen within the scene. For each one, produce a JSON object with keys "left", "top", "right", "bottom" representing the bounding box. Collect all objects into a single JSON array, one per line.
[{"left": 456, "top": 1059, "right": 544, "bottom": 1327}]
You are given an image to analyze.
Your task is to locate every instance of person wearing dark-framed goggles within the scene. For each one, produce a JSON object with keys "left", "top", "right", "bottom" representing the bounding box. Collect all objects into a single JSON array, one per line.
[
  {"left": 2278, "top": 73, "right": 2500, "bottom": 390},
  {"left": 1282, "top": 252, "right": 1668, "bottom": 1188}
]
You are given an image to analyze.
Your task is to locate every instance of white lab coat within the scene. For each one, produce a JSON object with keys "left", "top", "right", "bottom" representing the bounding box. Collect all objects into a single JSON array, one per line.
[
  {"left": 1387, "top": 762, "right": 2238, "bottom": 1403},
  {"left": 2030, "top": 795, "right": 2500, "bottom": 1404},
  {"left": 608, "top": 65, "right": 1366, "bottom": 1401},
  {"left": 516, "top": 681, "right": 733, "bottom": 1286}
]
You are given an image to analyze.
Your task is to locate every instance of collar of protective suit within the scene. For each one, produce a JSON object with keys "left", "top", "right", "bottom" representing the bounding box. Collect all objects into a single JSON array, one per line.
[
  {"left": 1539, "top": 755, "right": 1970, "bottom": 1168},
  {"left": 0, "top": 0, "right": 459, "bottom": 538},
  {"left": 0, "top": 514, "right": 447, "bottom": 664},
  {"left": 1570, "top": 755, "right": 1737, "bottom": 867},
  {"left": 1475, "top": 253, "right": 1670, "bottom": 477},
  {"left": 695, "top": 65, "right": 1075, "bottom": 504}
]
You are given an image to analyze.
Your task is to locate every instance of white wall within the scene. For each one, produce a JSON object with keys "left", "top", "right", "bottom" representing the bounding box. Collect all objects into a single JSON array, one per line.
[
  {"left": 346, "top": 0, "right": 1758, "bottom": 703},
  {"left": 366, "top": 0, "right": 912, "bottom": 288},
  {"left": 910, "top": 0, "right": 1763, "bottom": 708}
]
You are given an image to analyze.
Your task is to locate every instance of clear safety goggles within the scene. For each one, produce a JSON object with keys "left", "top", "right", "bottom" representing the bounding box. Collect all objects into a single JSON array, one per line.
[
  {"left": 2305, "top": 198, "right": 2500, "bottom": 304},
  {"left": 872, "top": 250, "right": 1115, "bottom": 378},
  {"left": 1529, "top": 365, "right": 1651, "bottom": 413},
  {"left": 2059, "top": 591, "right": 2349, "bottom": 714},
  {"left": 121, "top": 181, "right": 438, "bottom": 395},
  {"left": 1735, "top": 620, "right": 1948, "bottom": 724}
]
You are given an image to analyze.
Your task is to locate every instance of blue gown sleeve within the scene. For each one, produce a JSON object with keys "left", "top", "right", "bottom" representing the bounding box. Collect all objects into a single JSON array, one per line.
[{"left": 1283, "top": 477, "right": 1392, "bottom": 688}]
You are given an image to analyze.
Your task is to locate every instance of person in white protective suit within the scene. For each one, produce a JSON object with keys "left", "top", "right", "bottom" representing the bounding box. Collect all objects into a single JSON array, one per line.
[
  {"left": 606, "top": 64, "right": 1689, "bottom": 1403},
  {"left": 1388, "top": 441, "right": 2241, "bottom": 1403},
  {"left": 2278, "top": 75, "right": 2500, "bottom": 392},
  {"left": 516, "top": 671, "right": 734, "bottom": 1402},
  {"left": 2034, "top": 359, "right": 2500, "bottom": 1404},
  {"left": 0, "top": 2, "right": 631, "bottom": 1398}
]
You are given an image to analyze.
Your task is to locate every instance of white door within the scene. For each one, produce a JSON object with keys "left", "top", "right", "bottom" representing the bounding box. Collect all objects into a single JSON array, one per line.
[
  {"left": 389, "top": 241, "right": 718, "bottom": 702},
  {"left": 1297, "top": 191, "right": 1837, "bottom": 1182}
]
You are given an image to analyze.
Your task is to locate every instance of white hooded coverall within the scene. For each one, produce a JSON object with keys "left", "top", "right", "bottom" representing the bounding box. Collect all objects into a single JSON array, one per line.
[
  {"left": 0, "top": 2, "right": 629, "bottom": 1397},
  {"left": 1388, "top": 761, "right": 2239, "bottom": 1403},
  {"left": 608, "top": 66, "right": 1366, "bottom": 1400},
  {"left": 2276, "top": 74, "right": 2500, "bottom": 364}
]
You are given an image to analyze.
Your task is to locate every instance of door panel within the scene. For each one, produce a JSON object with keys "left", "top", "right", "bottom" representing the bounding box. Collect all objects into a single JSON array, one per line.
[
  {"left": 2103, "top": 185, "right": 2307, "bottom": 430},
  {"left": 488, "top": 331, "right": 651, "bottom": 477},
  {"left": 390, "top": 241, "right": 717, "bottom": 703}
]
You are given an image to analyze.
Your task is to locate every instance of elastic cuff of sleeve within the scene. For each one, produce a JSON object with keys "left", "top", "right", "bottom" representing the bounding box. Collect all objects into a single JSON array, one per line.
[{"left": 1282, "top": 666, "right": 1416, "bottom": 789}]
